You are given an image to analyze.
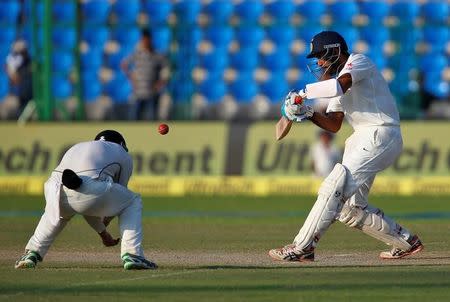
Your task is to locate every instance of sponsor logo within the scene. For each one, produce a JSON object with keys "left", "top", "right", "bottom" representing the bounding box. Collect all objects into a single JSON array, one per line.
[{"left": 324, "top": 43, "right": 340, "bottom": 49}]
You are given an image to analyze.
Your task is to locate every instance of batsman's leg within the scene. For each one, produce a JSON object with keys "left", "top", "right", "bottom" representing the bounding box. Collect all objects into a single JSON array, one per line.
[
  {"left": 293, "top": 163, "right": 347, "bottom": 248},
  {"left": 338, "top": 129, "right": 423, "bottom": 258},
  {"left": 339, "top": 203, "right": 412, "bottom": 250},
  {"left": 269, "top": 163, "right": 347, "bottom": 261},
  {"left": 339, "top": 201, "right": 423, "bottom": 259}
]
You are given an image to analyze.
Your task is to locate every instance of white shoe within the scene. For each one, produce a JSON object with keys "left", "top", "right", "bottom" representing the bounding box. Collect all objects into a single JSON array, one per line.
[
  {"left": 15, "top": 250, "right": 42, "bottom": 269},
  {"left": 122, "top": 253, "right": 158, "bottom": 270},
  {"left": 269, "top": 244, "right": 314, "bottom": 262},
  {"left": 380, "top": 235, "right": 424, "bottom": 259}
]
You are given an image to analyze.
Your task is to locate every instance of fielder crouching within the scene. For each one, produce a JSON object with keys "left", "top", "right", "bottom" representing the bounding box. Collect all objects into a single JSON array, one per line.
[
  {"left": 270, "top": 31, "right": 423, "bottom": 262},
  {"left": 15, "top": 130, "right": 157, "bottom": 270}
]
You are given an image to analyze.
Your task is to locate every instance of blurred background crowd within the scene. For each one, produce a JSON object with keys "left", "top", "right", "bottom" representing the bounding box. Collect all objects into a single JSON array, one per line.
[{"left": 0, "top": 0, "right": 448, "bottom": 122}]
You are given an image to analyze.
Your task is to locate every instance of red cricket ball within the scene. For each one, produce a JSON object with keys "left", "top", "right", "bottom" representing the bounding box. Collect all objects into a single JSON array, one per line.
[{"left": 158, "top": 123, "right": 169, "bottom": 135}]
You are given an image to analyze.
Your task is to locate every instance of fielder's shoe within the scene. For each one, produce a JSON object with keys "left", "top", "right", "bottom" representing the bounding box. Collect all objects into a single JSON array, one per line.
[
  {"left": 15, "top": 250, "right": 42, "bottom": 269},
  {"left": 122, "top": 253, "right": 157, "bottom": 270},
  {"left": 269, "top": 244, "right": 314, "bottom": 262},
  {"left": 379, "top": 235, "right": 424, "bottom": 259}
]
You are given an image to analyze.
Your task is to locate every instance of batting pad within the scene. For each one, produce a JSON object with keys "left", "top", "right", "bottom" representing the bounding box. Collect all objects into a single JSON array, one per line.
[
  {"left": 293, "top": 163, "right": 346, "bottom": 249},
  {"left": 339, "top": 204, "right": 412, "bottom": 250}
]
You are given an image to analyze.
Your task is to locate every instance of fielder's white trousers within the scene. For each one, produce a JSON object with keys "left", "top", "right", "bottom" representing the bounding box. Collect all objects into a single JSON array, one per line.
[
  {"left": 25, "top": 174, "right": 144, "bottom": 259},
  {"left": 294, "top": 126, "right": 412, "bottom": 246}
]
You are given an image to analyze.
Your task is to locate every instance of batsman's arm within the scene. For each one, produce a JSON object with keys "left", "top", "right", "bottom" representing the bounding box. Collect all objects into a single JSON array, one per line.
[
  {"left": 305, "top": 74, "right": 352, "bottom": 99},
  {"left": 337, "top": 73, "right": 352, "bottom": 93},
  {"left": 310, "top": 111, "right": 345, "bottom": 133},
  {"left": 303, "top": 74, "right": 349, "bottom": 132}
]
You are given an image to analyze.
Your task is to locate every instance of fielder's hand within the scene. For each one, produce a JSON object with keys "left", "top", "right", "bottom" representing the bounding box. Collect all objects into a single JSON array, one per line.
[
  {"left": 99, "top": 230, "right": 120, "bottom": 247},
  {"left": 103, "top": 216, "right": 115, "bottom": 227}
]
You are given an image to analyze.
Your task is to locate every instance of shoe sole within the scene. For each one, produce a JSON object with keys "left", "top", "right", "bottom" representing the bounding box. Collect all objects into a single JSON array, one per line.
[
  {"left": 380, "top": 244, "right": 424, "bottom": 260},
  {"left": 124, "top": 263, "right": 157, "bottom": 270},
  {"left": 268, "top": 251, "right": 314, "bottom": 262},
  {"left": 14, "top": 261, "right": 36, "bottom": 269},
  {"left": 124, "top": 263, "right": 146, "bottom": 270}
]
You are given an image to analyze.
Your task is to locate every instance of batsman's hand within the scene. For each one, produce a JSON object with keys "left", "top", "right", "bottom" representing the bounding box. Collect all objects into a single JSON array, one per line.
[
  {"left": 281, "top": 89, "right": 313, "bottom": 122},
  {"left": 281, "top": 90, "right": 301, "bottom": 121},
  {"left": 297, "top": 104, "right": 314, "bottom": 121},
  {"left": 99, "top": 230, "right": 120, "bottom": 247}
]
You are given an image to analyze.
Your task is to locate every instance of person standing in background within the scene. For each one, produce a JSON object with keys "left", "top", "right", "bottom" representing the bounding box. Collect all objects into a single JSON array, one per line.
[
  {"left": 121, "top": 29, "right": 169, "bottom": 120},
  {"left": 311, "top": 129, "right": 341, "bottom": 178},
  {"left": 6, "top": 40, "right": 33, "bottom": 117}
]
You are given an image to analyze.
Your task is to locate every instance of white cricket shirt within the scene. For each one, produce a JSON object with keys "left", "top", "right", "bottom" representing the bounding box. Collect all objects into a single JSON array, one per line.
[
  {"left": 54, "top": 141, "right": 133, "bottom": 187},
  {"left": 326, "top": 53, "right": 400, "bottom": 130}
]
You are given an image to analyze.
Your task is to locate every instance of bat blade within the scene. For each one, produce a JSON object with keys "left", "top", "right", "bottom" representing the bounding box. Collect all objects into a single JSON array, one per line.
[{"left": 275, "top": 116, "right": 293, "bottom": 141}]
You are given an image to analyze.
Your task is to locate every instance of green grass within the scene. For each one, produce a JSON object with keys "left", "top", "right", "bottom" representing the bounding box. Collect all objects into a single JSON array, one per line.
[
  {"left": 1, "top": 194, "right": 450, "bottom": 301},
  {"left": 1, "top": 266, "right": 449, "bottom": 302}
]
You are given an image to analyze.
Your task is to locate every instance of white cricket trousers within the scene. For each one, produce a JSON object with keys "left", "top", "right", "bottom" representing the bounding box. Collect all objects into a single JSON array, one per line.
[
  {"left": 25, "top": 174, "right": 144, "bottom": 259},
  {"left": 341, "top": 126, "right": 403, "bottom": 206},
  {"left": 294, "top": 126, "right": 412, "bottom": 246}
]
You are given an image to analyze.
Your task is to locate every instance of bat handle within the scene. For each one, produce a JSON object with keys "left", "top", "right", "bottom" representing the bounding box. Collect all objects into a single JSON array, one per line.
[{"left": 293, "top": 95, "right": 303, "bottom": 105}]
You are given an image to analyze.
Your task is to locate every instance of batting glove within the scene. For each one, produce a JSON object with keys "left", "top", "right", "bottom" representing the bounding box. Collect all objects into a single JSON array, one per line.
[
  {"left": 281, "top": 89, "right": 312, "bottom": 122},
  {"left": 296, "top": 104, "right": 314, "bottom": 121},
  {"left": 281, "top": 90, "right": 301, "bottom": 120}
]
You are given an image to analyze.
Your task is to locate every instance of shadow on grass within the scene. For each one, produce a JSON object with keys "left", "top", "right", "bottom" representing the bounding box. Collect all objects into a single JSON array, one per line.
[
  {"left": 2, "top": 281, "right": 450, "bottom": 295},
  {"left": 35, "top": 259, "right": 450, "bottom": 270},
  {"left": 197, "top": 262, "right": 450, "bottom": 270}
]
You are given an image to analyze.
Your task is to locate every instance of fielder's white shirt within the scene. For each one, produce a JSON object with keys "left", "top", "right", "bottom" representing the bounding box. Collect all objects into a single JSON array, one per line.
[
  {"left": 54, "top": 141, "right": 133, "bottom": 187},
  {"left": 326, "top": 53, "right": 400, "bottom": 130}
]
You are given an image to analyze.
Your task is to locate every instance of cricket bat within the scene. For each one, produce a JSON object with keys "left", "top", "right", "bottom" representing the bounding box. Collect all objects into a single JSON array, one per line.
[
  {"left": 275, "top": 116, "right": 293, "bottom": 141},
  {"left": 275, "top": 93, "right": 304, "bottom": 141}
]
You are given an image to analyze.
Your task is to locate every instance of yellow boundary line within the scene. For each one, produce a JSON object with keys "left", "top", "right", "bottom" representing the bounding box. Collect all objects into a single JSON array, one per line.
[{"left": 1, "top": 176, "right": 450, "bottom": 196}]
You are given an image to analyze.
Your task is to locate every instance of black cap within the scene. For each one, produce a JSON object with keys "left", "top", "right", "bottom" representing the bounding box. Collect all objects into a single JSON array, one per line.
[
  {"left": 306, "top": 31, "right": 348, "bottom": 59},
  {"left": 95, "top": 130, "right": 128, "bottom": 152}
]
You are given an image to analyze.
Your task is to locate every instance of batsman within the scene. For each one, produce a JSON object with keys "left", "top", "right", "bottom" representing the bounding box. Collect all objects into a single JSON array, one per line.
[
  {"left": 15, "top": 130, "right": 157, "bottom": 270},
  {"left": 270, "top": 31, "right": 423, "bottom": 262}
]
